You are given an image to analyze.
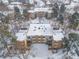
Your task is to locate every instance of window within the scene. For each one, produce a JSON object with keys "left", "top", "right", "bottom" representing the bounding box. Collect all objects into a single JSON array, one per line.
[{"left": 27, "top": 36, "right": 30, "bottom": 39}]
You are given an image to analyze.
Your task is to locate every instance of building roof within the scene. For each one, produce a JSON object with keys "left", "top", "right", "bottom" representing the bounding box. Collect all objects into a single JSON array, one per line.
[
  {"left": 28, "top": 7, "right": 52, "bottom": 13},
  {"left": 16, "top": 32, "right": 26, "bottom": 41},
  {"left": 1, "top": 0, "right": 9, "bottom": 4},
  {"left": 46, "top": 0, "right": 51, "bottom": 4},
  {"left": 34, "top": 0, "right": 45, "bottom": 7},
  {"left": 53, "top": 29, "right": 64, "bottom": 41},
  {"left": 27, "top": 24, "right": 53, "bottom": 36},
  {"left": 10, "top": 2, "right": 22, "bottom": 5},
  {"left": 73, "top": 0, "right": 79, "bottom": 2}
]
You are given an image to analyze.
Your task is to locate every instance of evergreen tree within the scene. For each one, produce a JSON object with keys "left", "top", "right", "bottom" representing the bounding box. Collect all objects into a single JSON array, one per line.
[
  {"left": 57, "top": 14, "right": 64, "bottom": 24},
  {"left": 53, "top": 8, "right": 58, "bottom": 17},
  {"left": 68, "top": 12, "right": 79, "bottom": 29},
  {"left": 14, "top": 7, "right": 20, "bottom": 13},
  {"left": 23, "top": 9, "right": 27, "bottom": 16},
  {"left": 72, "top": 11, "right": 79, "bottom": 20},
  {"left": 52, "top": 3, "right": 59, "bottom": 18},
  {"left": 14, "top": 7, "right": 21, "bottom": 19},
  {"left": 54, "top": 3, "right": 59, "bottom": 11},
  {"left": 60, "top": 3, "right": 66, "bottom": 13},
  {"left": 69, "top": 33, "right": 79, "bottom": 42}
]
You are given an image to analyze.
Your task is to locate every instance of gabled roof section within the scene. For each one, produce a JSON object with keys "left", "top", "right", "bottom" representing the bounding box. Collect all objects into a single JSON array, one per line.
[{"left": 27, "top": 24, "right": 53, "bottom": 36}]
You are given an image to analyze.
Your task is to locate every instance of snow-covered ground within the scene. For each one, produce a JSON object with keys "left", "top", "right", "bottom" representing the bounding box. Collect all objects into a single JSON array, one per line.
[
  {"left": 27, "top": 44, "right": 49, "bottom": 59},
  {"left": 0, "top": 48, "right": 79, "bottom": 59}
]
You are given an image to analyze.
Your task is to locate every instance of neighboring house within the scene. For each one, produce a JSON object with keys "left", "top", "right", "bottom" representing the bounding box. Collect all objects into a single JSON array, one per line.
[
  {"left": 8, "top": 2, "right": 26, "bottom": 14},
  {"left": 73, "top": 0, "right": 79, "bottom": 3},
  {"left": 52, "top": 29, "right": 64, "bottom": 49},
  {"left": 7, "top": 2, "right": 27, "bottom": 19},
  {"left": 59, "top": 0, "right": 71, "bottom": 5},
  {"left": 29, "top": 0, "right": 34, "bottom": 4},
  {"left": 15, "top": 30, "right": 29, "bottom": 53},
  {"left": 1, "top": 0, "right": 9, "bottom": 5}
]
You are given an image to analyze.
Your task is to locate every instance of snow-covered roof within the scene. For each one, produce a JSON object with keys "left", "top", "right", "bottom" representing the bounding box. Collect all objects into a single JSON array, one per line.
[
  {"left": 27, "top": 24, "right": 53, "bottom": 36},
  {"left": 28, "top": 10, "right": 35, "bottom": 13},
  {"left": 61, "top": 0, "right": 70, "bottom": 4},
  {"left": 29, "top": 0, "right": 34, "bottom": 4},
  {"left": 16, "top": 32, "right": 26, "bottom": 41},
  {"left": 28, "top": 8, "right": 52, "bottom": 13},
  {"left": 19, "top": 29, "right": 27, "bottom": 33},
  {"left": 7, "top": 5, "right": 14, "bottom": 9},
  {"left": 34, "top": 0, "right": 45, "bottom": 7},
  {"left": 34, "top": 8, "right": 50, "bottom": 12},
  {"left": 53, "top": 29, "right": 64, "bottom": 41},
  {"left": 73, "top": 0, "right": 79, "bottom": 2},
  {"left": 46, "top": 0, "right": 51, "bottom": 4},
  {"left": 8, "top": 4, "right": 22, "bottom": 9},
  {"left": 10, "top": 2, "right": 22, "bottom": 5},
  {"left": 8, "top": 3, "right": 25, "bottom": 14},
  {"left": 2, "top": 0, "right": 9, "bottom": 4}
]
